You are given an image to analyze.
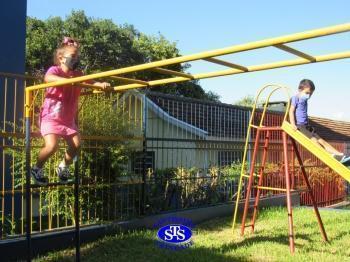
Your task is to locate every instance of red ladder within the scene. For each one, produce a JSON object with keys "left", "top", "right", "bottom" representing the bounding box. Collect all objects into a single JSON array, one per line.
[{"left": 240, "top": 127, "right": 328, "bottom": 253}]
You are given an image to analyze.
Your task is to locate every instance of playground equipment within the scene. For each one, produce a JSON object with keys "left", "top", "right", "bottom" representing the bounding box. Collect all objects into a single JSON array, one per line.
[
  {"left": 231, "top": 84, "right": 328, "bottom": 254},
  {"left": 232, "top": 84, "right": 350, "bottom": 253},
  {"left": 22, "top": 23, "right": 350, "bottom": 261}
]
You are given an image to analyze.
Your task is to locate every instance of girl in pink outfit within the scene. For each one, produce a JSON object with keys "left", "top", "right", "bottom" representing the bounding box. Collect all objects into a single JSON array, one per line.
[{"left": 31, "top": 37, "right": 110, "bottom": 185}]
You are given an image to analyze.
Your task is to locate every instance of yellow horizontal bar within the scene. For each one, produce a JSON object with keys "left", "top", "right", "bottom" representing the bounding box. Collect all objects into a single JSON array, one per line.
[
  {"left": 81, "top": 135, "right": 143, "bottom": 141},
  {"left": 109, "top": 76, "right": 149, "bottom": 85},
  {"left": 242, "top": 173, "right": 260, "bottom": 178},
  {"left": 1, "top": 181, "right": 144, "bottom": 195},
  {"left": 25, "top": 23, "right": 350, "bottom": 92},
  {"left": 74, "top": 83, "right": 100, "bottom": 89},
  {"left": 203, "top": 57, "right": 248, "bottom": 71},
  {"left": 254, "top": 186, "right": 287, "bottom": 192},
  {"left": 274, "top": 44, "right": 316, "bottom": 62},
  {"left": 80, "top": 90, "right": 104, "bottom": 95},
  {"left": 0, "top": 71, "right": 39, "bottom": 80},
  {"left": 0, "top": 132, "right": 142, "bottom": 141},
  {"left": 151, "top": 67, "right": 194, "bottom": 78},
  {"left": 282, "top": 121, "right": 350, "bottom": 182},
  {"left": 113, "top": 51, "right": 350, "bottom": 91},
  {"left": 30, "top": 223, "right": 93, "bottom": 235}
]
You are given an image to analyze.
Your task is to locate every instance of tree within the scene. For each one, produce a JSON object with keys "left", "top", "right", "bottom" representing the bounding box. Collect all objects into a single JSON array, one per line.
[
  {"left": 233, "top": 95, "right": 256, "bottom": 107},
  {"left": 26, "top": 10, "right": 220, "bottom": 102}
]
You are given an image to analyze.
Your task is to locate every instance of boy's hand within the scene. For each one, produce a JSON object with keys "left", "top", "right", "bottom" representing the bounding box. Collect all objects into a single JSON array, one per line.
[
  {"left": 291, "top": 124, "right": 298, "bottom": 131},
  {"left": 94, "top": 82, "right": 112, "bottom": 91}
]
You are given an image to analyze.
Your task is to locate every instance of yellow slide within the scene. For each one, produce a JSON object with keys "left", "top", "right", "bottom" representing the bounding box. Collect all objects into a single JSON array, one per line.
[{"left": 282, "top": 121, "right": 350, "bottom": 182}]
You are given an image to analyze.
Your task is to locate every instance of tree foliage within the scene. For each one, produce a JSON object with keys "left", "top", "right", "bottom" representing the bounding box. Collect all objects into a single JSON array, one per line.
[
  {"left": 233, "top": 95, "right": 256, "bottom": 107},
  {"left": 26, "top": 10, "right": 220, "bottom": 101}
]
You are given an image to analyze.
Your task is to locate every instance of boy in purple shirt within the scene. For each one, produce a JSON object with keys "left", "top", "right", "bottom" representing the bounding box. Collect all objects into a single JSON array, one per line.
[{"left": 289, "top": 79, "right": 350, "bottom": 165}]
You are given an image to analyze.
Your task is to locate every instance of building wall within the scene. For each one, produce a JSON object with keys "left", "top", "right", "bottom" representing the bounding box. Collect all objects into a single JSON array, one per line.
[
  {"left": 125, "top": 94, "right": 248, "bottom": 172},
  {"left": 0, "top": 0, "right": 27, "bottom": 220},
  {"left": 146, "top": 107, "right": 199, "bottom": 170},
  {"left": 0, "top": 0, "right": 27, "bottom": 74},
  {"left": 124, "top": 94, "right": 209, "bottom": 171}
]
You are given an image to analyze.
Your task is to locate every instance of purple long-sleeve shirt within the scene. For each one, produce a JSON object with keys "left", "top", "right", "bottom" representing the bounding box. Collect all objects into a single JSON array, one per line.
[{"left": 291, "top": 94, "right": 308, "bottom": 125}]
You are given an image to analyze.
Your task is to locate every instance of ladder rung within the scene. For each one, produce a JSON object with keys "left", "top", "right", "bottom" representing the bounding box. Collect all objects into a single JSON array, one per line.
[
  {"left": 253, "top": 186, "right": 309, "bottom": 193},
  {"left": 259, "top": 146, "right": 269, "bottom": 149},
  {"left": 244, "top": 224, "right": 253, "bottom": 228},
  {"left": 242, "top": 173, "right": 260, "bottom": 178},
  {"left": 254, "top": 186, "right": 287, "bottom": 192}
]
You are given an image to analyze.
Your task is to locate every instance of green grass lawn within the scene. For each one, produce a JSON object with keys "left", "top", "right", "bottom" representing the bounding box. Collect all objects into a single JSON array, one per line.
[{"left": 35, "top": 207, "right": 350, "bottom": 262}]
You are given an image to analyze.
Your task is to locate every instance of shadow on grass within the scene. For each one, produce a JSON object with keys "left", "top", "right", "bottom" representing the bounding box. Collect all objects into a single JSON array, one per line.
[
  {"left": 41, "top": 232, "right": 249, "bottom": 262},
  {"left": 221, "top": 232, "right": 313, "bottom": 253},
  {"left": 328, "top": 229, "right": 350, "bottom": 244},
  {"left": 37, "top": 207, "right": 347, "bottom": 261},
  {"left": 44, "top": 230, "right": 316, "bottom": 262},
  {"left": 195, "top": 214, "right": 319, "bottom": 253}
]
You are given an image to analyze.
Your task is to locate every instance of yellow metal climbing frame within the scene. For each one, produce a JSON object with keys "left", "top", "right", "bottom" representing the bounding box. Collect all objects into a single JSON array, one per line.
[{"left": 25, "top": 22, "right": 350, "bottom": 116}]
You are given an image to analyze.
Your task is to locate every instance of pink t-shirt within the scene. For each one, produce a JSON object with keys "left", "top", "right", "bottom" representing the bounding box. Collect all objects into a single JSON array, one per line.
[{"left": 40, "top": 66, "right": 83, "bottom": 125}]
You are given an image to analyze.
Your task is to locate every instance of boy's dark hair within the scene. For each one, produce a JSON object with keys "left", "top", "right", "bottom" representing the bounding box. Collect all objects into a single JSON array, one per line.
[{"left": 298, "top": 79, "right": 315, "bottom": 91}]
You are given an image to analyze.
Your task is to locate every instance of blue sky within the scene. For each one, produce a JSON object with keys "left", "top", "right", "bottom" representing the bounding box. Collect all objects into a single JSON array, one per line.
[{"left": 27, "top": 1, "right": 350, "bottom": 121}]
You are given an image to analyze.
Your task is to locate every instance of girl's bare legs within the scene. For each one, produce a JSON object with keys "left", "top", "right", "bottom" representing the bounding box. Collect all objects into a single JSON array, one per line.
[
  {"left": 63, "top": 133, "right": 81, "bottom": 165},
  {"left": 36, "top": 134, "right": 59, "bottom": 168},
  {"left": 54, "top": 134, "right": 80, "bottom": 183}
]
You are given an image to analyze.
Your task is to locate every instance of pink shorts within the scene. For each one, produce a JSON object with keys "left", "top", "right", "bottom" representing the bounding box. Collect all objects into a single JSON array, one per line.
[{"left": 40, "top": 119, "right": 79, "bottom": 137}]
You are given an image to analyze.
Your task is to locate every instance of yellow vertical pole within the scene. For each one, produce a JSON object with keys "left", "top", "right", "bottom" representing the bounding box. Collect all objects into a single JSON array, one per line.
[{"left": 24, "top": 89, "right": 32, "bottom": 261}]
